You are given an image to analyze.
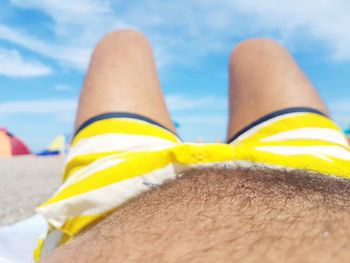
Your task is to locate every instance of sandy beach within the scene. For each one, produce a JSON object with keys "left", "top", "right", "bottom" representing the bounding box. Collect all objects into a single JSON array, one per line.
[{"left": 0, "top": 156, "right": 64, "bottom": 226}]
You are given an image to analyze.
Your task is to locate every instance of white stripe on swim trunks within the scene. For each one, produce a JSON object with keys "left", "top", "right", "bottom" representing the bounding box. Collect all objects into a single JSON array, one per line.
[
  {"left": 261, "top": 127, "right": 349, "bottom": 147},
  {"left": 67, "top": 133, "right": 178, "bottom": 162},
  {"left": 256, "top": 145, "right": 350, "bottom": 161}
]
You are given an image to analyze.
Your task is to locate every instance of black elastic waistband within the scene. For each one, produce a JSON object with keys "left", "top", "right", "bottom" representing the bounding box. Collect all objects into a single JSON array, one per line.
[
  {"left": 74, "top": 112, "right": 179, "bottom": 139},
  {"left": 227, "top": 107, "right": 328, "bottom": 144}
]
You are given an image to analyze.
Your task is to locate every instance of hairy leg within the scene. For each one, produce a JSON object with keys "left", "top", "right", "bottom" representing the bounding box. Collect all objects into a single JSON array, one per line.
[
  {"left": 42, "top": 168, "right": 350, "bottom": 263},
  {"left": 227, "top": 38, "right": 329, "bottom": 139},
  {"left": 75, "top": 29, "right": 175, "bottom": 132}
]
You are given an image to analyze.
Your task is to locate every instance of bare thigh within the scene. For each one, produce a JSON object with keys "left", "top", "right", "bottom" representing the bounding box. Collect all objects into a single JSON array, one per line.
[
  {"left": 75, "top": 30, "right": 175, "bottom": 133},
  {"left": 227, "top": 38, "right": 329, "bottom": 140}
]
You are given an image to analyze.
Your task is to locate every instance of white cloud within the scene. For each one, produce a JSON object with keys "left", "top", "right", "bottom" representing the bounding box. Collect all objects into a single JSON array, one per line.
[
  {"left": 329, "top": 99, "right": 350, "bottom": 128},
  {"left": 105, "top": 0, "right": 350, "bottom": 62},
  {"left": 329, "top": 99, "right": 350, "bottom": 113},
  {"left": 4, "top": 0, "right": 350, "bottom": 72},
  {"left": 226, "top": 0, "right": 350, "bottom": 61},
  {"left": 54, "top": 84, "right": 72, "bottom": 92},
  {"left": 11, "top": 0, "right": 112, "bottom": 27},
  {"left": 0, "top": 94, "right": 228, "bottom": 126},
  {"left": 0, "top": 95, "right": 225, "bottom": 115},
  {"left": 0, "top": 99, "right": 77, "bottom": 124},
  {"left": 0, "top": 48, "right": 52, "bottom": 77},
  {"left": 3, "top": 0, "right": 127, "bottom": 70},
  {"left": 0, "top": 99, "right": 76, "bottom": 114},
  {"left": 166, "top": 94, "right": 226, "bottom": 111},
  {"left": 0, "top": 25, "right": 91, "bottom": 70},
  {"left": 175, "top": 115, "right": 227, "bottom": 125}
]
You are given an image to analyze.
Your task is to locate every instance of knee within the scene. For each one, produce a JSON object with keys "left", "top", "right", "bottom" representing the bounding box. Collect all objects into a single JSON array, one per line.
[
  {"left": 229, "top": 38, "right": 286, "bottom": 65},
  {"left": 93, "top": 29, "right": 152, "bottom": 56}
]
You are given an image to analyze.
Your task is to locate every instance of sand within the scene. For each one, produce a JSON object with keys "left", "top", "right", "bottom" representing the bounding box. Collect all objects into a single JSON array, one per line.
[{"left": 0, "top": 155, "right": 64, "bottom": 226}]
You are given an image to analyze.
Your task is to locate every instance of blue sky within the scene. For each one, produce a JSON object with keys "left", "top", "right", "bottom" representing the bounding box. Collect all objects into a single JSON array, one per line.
[{"left": 0, "top": 0, "right": 350, "bottom": 151}]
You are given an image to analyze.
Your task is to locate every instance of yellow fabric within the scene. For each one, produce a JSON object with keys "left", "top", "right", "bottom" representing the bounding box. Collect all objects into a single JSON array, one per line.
[
  {"left": 35, "top": 112, "right": 350, "bottom": 260},
  {"left": 48, "top": 135, "right": 66, "bottom": 152},
  {"left": 33, "top": 239, "right": 44, "bottom": 262}
]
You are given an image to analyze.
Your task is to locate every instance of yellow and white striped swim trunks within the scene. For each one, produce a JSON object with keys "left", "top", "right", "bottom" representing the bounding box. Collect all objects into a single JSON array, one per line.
[{"left": 34, "top": 108, "right": 350, "bottom": 260}]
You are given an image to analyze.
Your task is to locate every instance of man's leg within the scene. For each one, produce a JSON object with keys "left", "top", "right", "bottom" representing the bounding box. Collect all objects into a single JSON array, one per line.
[
  {"left": 227, "top": 38, "right": 329, "bottom": 139},
  {"left": 75, "top": 29, "right": 175, "bottom": 133},
  {"left": 41, "top": 37, "right": 350, "bottom": 263}
]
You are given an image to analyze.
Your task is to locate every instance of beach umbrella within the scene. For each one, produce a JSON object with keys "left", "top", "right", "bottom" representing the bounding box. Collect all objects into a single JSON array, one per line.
[{"left": 0, "top": 128, "right": 31, "bottom": 157}]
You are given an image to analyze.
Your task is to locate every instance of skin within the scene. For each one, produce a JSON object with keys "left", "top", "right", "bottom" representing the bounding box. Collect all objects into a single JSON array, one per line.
[
  {"left": 227, "top": 38, "right": 329, "bottom": 138},
  {"left": 75, "top": 30, "right": 175, "bottom": 132},
  {"left": 75, "top": 30, "right": 328, "bottom": 140},
  {"left": 42, "top": 30, "right": 341, "bottom": 262},
  {"left": 43, "top": 168, "right": 350, "bottom": 262}
]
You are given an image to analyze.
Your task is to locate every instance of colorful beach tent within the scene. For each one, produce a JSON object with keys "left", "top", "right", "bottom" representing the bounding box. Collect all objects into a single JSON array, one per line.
[
  {"left": 48, "top": 134, "right": 69, "bottom": 153},
  {"left": 0, "top": 128, "right": 30, "bottom": 157},
  {"left": 37, "top": 134, "right": 70, "bottom": 156}
]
